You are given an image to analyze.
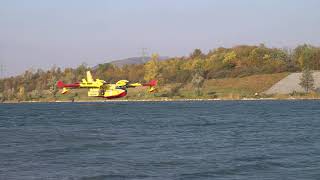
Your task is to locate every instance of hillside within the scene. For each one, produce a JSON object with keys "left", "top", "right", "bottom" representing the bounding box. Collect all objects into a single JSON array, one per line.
[{"left": 2, "top": 44, "right": 320, "bottom": 102}]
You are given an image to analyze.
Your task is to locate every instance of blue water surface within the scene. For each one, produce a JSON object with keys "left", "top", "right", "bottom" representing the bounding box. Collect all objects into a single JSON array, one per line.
[{"left": 0, "top": 100, "right": 320, "bottom": 180}]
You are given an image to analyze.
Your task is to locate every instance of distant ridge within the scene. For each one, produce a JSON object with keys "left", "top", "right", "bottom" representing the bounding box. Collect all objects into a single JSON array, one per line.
[{"left": 108, "top": 56, "right": 169, "bottom": 67}]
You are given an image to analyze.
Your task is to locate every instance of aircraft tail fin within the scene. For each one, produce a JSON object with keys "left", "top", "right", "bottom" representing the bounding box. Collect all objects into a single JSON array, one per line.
[
  {"left": 144, "top": 80, "right": 158, "bottom": 87},
  {"left": 87, "top": 71, "right": 93, "bottom": 83},
  {"left": 56, "top": 81, "right": 65, "bottom": 88},
  {"left": 143, "top": 80, "right": 157, "bottom": 93}
]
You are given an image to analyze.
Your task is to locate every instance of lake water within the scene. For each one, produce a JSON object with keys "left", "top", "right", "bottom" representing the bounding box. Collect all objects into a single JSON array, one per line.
[{"left": 0, "top": 101, "right": 320, "bottom": 180}]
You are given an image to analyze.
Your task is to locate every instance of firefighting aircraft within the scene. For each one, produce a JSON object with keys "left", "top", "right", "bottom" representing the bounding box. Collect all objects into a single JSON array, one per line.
[{"left": 56, "top": 71, "right": 157, "bottom": 99}]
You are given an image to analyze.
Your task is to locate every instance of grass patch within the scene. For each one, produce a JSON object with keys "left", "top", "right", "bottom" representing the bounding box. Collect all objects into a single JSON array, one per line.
[{"left": 203, "top": 72, "right": 289, "bottom": 97}]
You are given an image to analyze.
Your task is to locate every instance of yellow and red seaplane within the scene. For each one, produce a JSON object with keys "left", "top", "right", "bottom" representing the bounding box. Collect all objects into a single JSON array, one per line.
[{"left": 56, "top": 71, "right": 157, "bottom": 99}]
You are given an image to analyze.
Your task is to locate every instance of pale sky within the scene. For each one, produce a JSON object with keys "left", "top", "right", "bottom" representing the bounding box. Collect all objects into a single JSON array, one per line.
[{"left": 1, "top": 0, "right": 320, "bottom": 77}]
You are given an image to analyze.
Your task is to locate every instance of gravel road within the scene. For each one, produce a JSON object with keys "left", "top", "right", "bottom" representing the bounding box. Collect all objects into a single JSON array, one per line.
[{"left": 265, "top": 72, "right": 320, "bottom": 94}]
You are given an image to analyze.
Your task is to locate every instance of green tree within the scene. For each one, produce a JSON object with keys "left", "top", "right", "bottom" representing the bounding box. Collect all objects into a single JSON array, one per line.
[
  {"left": 293, "top": 44, "right": 319, "bottom": 70},
  {"left": 75, "top": 63, "right": 90, "bottom": 78},
  {"left": 191, "top": 72, "right": 205, "bottom": 96},
  {"left": 299, "top": 68, "right": 314, "bottom": 93},
  {"left": 48, "top": 76, "right": 58, "bottom": 100},
  {"left": 190, "top": 49, "right": 205, "bottom": 59},
  {"left": 17, "top": 86, "right": 26, "bottom": 101}
]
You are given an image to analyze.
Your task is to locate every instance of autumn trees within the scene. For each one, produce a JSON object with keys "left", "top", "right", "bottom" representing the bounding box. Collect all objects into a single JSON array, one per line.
[
  {"left": 1, "top": 44, "right": 320, "bottom": 101},
  {"left": 294, "top": 45, "right": 320, "bottom": 70}
]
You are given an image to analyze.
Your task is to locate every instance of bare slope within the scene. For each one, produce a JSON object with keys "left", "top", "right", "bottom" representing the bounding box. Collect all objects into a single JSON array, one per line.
[
  {"left": 176, "top": 73, "right": 289, "bottom": 98},
  {"left": 265, "top": 72, "right": 320, "bottom": 94},
  {"left": 202, "top": 73, "right": 289, "bottom": 97}
]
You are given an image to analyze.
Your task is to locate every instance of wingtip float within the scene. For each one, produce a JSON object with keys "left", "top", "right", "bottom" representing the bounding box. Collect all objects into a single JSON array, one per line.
[{"left": 56, "top": 71, "right": 157, "bottom": 99}]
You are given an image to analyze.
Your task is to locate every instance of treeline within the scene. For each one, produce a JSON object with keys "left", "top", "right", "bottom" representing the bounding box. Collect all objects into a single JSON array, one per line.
[{"left": 1, "top": 44, "right": 320, "bottom": 101}]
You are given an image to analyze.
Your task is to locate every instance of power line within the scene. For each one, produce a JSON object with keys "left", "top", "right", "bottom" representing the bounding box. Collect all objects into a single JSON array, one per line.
[
  {"left": 141, "top": 48, "right": 148, "bottom": 62},
  {"left": 0, "top": 64, "right": 4, "bottom": 79}
]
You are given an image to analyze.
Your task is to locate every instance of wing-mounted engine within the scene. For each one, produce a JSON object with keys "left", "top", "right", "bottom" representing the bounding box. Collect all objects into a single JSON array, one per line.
[{"left": 115, "top": 80, "right": 129, "bottom": 89}]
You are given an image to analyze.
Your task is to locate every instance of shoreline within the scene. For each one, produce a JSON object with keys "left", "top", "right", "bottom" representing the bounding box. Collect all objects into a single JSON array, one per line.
[{"left": 2, "top": 97, "right": 320, "bottom": 104}]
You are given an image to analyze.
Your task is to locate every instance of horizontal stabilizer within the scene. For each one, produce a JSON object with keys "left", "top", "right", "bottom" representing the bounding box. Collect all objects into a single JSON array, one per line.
[
  {"left": 149, "top": 86, "right": 156, "bottom": 92},
  {"left": 61, "top": 88, "right": 69, "bottom": 94}
]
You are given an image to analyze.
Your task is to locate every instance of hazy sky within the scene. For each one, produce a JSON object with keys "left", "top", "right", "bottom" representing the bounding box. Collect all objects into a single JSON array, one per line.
[{"left": 1, "top": 0, "right": 320, "bottom": 77}]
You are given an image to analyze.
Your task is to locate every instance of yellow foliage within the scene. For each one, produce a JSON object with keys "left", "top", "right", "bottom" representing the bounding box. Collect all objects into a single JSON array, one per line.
[
  {"left": 17, "top": 86, "right": 25, "bottom": 100},
  {"left": 263, "top": 54, "right": 271, "bottom": 60},
  {"left": 144, "top": 53, "right": 160, "bottom": 81},
  {"left": 223, "top": 51, "right": 237, "bottom": 64}
]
